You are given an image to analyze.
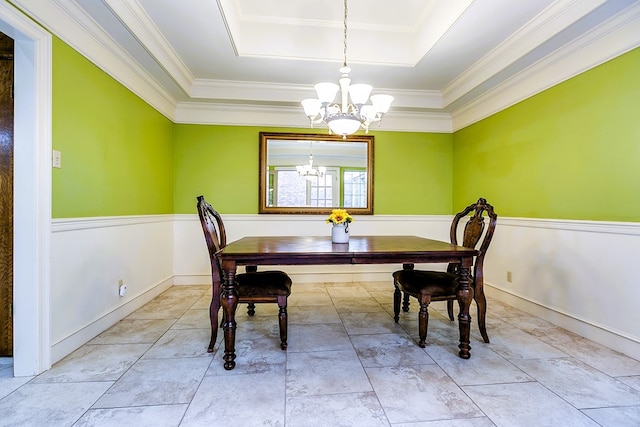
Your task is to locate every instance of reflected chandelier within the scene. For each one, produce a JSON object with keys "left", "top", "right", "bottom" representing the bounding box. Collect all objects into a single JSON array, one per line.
[
  {"left": 297, "top": 142, "right": 326, "bottom": 180},
  {"left": 301, "top": 0, "right": 393, "bottom": 138}
]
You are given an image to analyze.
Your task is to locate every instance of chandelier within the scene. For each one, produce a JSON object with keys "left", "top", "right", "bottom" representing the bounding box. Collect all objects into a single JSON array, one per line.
[
  {"left": 296, "top": 142, "right": 326, "bottom": 180},
  {"left": 301, "top": 0, "right": 393, "bottom": 138}
]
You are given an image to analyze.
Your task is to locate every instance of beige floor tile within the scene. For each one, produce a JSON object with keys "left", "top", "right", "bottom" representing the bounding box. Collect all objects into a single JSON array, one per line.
[
  {"left": 426, "top": 344, "right": 532, "bottom": 386},
  {"left": 93, "top": 357, "right": 211, "bottom": 408},
  {"left": 89, "top": 318, "right": 175, "bottom": 344},
  {"left": 74, "top": 404, "right": 188, "bottom": 427},
  {"left": 33, "top": 343, "right": 150, "bottom": 383},
  {"left": 205, "top": 337, "right": 287, "bottom": 376},
  {"left": 181, "top": 372, "right": 285, "bottom": 426},
  {"left": 351, "top": 332, "right": 436, "bottom": 368},
  {"left": 568, "top": 337, "right": 640, "bottom": 377},
  {"left": 581, "top": 405, "right": 640, "bottom": 427},
  {"left": 286, "top": 392, "right": 388, "bottom": 427},
  {"left": 512, "top": 357, "right": 640, "bottom": 409},
  {"left": 464, "top": 382, "right": 600, "bottom": 426},
  {"left": 286, "top": 349, "right": 372, "bottom": 396},
  {"left": 288, "top": 304, "right": 342, "bottom": 324},
  {"left": 2, "top": 284, "right": 639, "bottom": 426},
  {"left": 287, "top": 323, "right": 353, "bottom": 353},
  {"left": 142, "top": 328, "right": 212, "bottom": 359},
  {"left": 367, "top": 365, "right": 483, "bottom": 424},
  {"left": 0, "top": 382, "right": 113, "bottom": 426}
]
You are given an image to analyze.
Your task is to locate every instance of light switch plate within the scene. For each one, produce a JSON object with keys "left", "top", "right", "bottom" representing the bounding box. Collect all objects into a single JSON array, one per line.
[{"left": 52, "top": 150, "right": 62, "bottom": 168}]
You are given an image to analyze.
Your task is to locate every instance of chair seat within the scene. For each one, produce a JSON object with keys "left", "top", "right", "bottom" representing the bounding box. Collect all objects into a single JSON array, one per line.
[
  {"left": 236, "top": 271, "right": 292, "bottom": 297},
  {"left": 198, "top": 194, "right": 294, "bottom": 353},
  {"left": 392, "top": 270, "right": 457, "bottom": 296},
  {"left": 392, "top": 198, "right": 497, "bottom": 347}
]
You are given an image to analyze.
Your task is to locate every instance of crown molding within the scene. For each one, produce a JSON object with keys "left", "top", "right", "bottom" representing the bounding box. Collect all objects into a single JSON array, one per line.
[
  {"left": 102, "top": 0, "right": 195, "bottom": 94},
  {"left": 451, "top": 1, "right": 640, "bottom": 131},
  {"left": 9, "top": 0, "right": 640, "bottom": 134},
  {"left": 190, "top": 79, "right": 443, "bottom": 110},
  {"left": 174, "top": 102, "right": 452, "bottom": 133},
  {"left": 443, "top": 0, "right": 607, "bottom": 107},
  {"left": 11, "top": 0, "right": 178, "bottom": 119}
]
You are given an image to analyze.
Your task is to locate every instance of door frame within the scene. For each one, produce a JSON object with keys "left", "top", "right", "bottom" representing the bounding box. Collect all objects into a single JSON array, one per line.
[{"left": 0, "top": 2, "right": 52, "bottom": 376}]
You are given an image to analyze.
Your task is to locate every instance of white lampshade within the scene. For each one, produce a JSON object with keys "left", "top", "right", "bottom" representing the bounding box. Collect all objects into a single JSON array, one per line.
[
  {"left": 360, "top": 105, "right": 376, "bottom": 121},
  {"left": 349, "top": 83, "right": 372, "bottom": 105},
  {"left": 370, "top": 94, "right": 394, "bottom": 113},
  {"left": 301, "top": 98, "right": 321, "bottom": 117},
  {"left": 327, "top": 117, "right": 361, "bottom": 136},
  {"left": 314, "top": 82, "right": 339, "bottom": 103}
]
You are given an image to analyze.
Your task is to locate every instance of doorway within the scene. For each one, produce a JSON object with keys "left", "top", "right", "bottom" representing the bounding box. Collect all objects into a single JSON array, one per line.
[
  {"left": 0, "top": 32, "right": 13, "bottom": 357},
  {"left": 0, "top": 2, "right": 52, "bottom": 376}
]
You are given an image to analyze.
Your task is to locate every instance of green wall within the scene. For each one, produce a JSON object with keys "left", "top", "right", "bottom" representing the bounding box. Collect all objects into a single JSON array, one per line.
[
  {"left": 50, "top": 33, "right": 639, "bottom": 221},
  {"left": 453, "top": 47, "right": 640, "bottom": 221},
  {"left": 172, "top": 126, "right": 453, "bottom": 214},
  {"left": 52, "top": 37, "right": 174, "bottom": 218}
]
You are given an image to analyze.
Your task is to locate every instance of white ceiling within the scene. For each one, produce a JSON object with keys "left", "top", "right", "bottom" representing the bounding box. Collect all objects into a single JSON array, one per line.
[{"left": 10, "top": 0, "right": 640, "bottom": 132}]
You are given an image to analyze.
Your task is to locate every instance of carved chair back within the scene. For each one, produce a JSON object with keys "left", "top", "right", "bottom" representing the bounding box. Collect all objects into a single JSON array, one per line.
[
  {"left": 196, "top": 195, "right": 227, "bottom": 289},
  {"left": 448, "top": 198, "right": 498, "bottom": 288}
]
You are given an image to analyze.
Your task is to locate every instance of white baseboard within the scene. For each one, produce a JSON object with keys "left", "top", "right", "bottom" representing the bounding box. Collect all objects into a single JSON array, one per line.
[
  {"left": 50, "top": 278, "right": 173, "bottom": 364},
  {"left": 484, "top": 283, "right": 640, "bottom": 361}
]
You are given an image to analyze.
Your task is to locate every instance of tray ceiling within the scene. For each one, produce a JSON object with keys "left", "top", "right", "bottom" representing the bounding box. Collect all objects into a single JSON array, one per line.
[{"left": 10, "top": 0, "right": 640, "bottom": 131}]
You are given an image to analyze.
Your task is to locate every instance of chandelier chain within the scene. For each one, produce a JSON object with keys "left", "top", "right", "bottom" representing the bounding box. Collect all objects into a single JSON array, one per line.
[{"left": 343, "top": 0, "right": 348, "bottom": 68}]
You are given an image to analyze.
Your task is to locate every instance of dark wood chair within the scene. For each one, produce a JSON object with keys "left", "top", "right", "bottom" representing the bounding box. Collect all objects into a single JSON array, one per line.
[
  {"left": 393, "top": 197, "right": 497, "bottom": 347},
  {"left": 196, "top": 195, "right": 292, "bottom": 352}
]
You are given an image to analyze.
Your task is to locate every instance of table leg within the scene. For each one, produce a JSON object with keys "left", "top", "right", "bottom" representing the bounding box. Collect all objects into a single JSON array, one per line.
[
  {"left": 456, "top": 259, "right": 473, "bottom": 359},
  {"left": 221, "top": 259, "right": 239, "bottom": 370}
]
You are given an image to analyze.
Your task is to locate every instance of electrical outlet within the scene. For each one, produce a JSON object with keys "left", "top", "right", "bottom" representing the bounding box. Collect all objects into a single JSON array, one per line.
[
  {"left": 506, "top": 271, "right": 512, "bottom": 283},
  {"left": 118, "top": 280, "right": 127, "bottom": 297}
]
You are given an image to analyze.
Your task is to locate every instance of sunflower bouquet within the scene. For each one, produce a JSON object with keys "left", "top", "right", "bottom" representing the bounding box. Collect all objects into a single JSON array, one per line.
[{"left": 325, "top": 209, "right": 353, "bottom": 225}]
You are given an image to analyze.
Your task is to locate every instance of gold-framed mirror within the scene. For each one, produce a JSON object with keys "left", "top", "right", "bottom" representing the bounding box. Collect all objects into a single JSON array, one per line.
[{"left": 259, "top": 132, "right": 374, "bottom": 214}]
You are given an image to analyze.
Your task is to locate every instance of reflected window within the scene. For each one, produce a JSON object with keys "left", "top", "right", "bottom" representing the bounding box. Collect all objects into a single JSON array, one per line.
[
  {"left": 343, "top": 170, "right": 367, "bottom": 208},
  {"left": 269, "top": 168, "right": 339, "bottom": 207}
]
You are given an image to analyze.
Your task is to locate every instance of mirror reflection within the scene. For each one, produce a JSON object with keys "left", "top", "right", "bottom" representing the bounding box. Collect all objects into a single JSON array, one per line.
[{"left": 259, "top": 132, "right": 374, "bottom": 214}]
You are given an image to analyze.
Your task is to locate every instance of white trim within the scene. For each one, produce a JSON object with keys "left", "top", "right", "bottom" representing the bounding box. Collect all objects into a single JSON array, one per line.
[
  {"left": 189, "top": 79, "right": 443, "bottom": 110},
  {"left": 11, "top": 0, "right": 177, "bottom": 120},
  {"left": 102, "top": 0, "right": 194, "bottom": 94},
  {"left": 451, "top": 2, "right": 640, "bottom": 130},
  {"left": 443, "top": 0, "right": 607, "bottom": 107},
  {"left": 496, "top": 216, "right": 640, "bottom": 235},
  {"left": 0, "top": 2, "right": 53, "bottom": 376},
  {"left": 172, "top": 102, "right": 453, "bottom": 133},
  {"left": 484, "top": 284, "right": 640, "bottom": 359},
  {"left": 51, "top": 277, "right": 172, "bottom": 363},
  {"left": 50, "top": 215, "right": 174, "bottom": 365},
  {"left": 52, "top": 214, "right": 174, "bottom": 232},
  {"left": 9, "top": 0, "right": 640, "bottom": 133},
  {"left": 45, "top": 214, "right": 640, "bottom": 366}
]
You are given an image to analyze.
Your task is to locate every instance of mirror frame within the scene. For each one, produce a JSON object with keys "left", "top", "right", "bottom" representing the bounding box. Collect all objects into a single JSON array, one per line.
[{"left": 259, "top": 132, "right": 374, "bottom": 215}]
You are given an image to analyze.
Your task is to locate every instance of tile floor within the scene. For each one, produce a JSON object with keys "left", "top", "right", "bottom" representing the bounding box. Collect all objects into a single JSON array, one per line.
[{"left": 1, "top": 282, "right": 640, "bottom": 426}]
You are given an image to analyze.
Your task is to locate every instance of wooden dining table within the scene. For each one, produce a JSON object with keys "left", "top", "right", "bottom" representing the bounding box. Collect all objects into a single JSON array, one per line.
[{"left": 216, "top": 235, "right": 478, "bottom": 370}]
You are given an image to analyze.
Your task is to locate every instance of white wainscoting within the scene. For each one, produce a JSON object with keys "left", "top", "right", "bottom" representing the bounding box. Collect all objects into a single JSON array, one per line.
[
  {"left": 50, "top": 215, "right": 174, "bottom": 363},
  {"left": 482, "top": 217, "right": 640, "bottom": 359},
  {"left": 49, "top": 213, "right": 640, "bottom": 366},
  {"left": 177, "top": 213, "right": 640, "bottom": 359}
]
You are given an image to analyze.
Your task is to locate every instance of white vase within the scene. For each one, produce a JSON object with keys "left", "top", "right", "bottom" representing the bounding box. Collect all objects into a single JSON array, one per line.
[{"left": 331, "top": 223, "right": 350, "bottom": 243}]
